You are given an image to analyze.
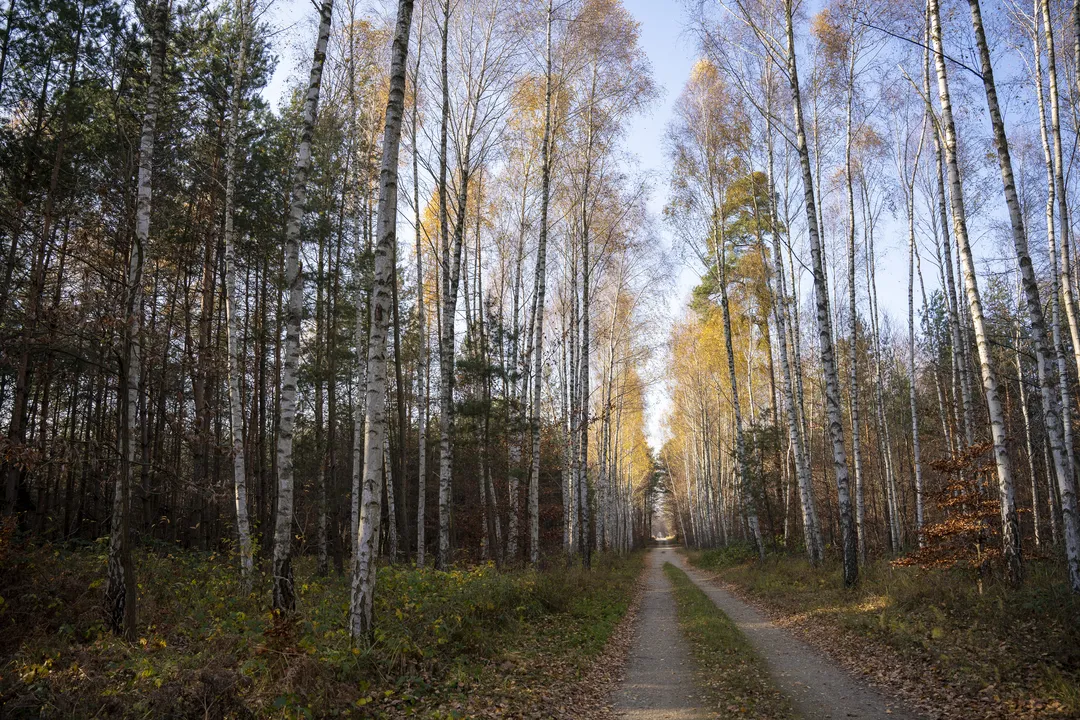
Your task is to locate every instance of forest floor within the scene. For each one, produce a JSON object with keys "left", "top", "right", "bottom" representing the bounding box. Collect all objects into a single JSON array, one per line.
[
  {"left": 0, "top": 535, "right": 644, "bottom": 719},
  {"left": 686, "top": 546, "right": 1080, "bottom": 719}
]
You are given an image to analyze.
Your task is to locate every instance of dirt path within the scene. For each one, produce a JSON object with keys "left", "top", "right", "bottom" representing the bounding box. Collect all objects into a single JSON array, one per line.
[
  {"left": 670, "top": 551, "right": 921, "bottom": 720},
  {"left": 612, "top": 544, "right": 710, "bottom": 719}
]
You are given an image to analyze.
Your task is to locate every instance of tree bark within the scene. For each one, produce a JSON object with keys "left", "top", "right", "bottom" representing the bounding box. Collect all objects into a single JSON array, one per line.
[
  {"left": 529, "top": 0, "right": 554, "bottom": 566},
  {"left": 782, "top": 0, "right": 858, "bottom": 586},
  {"left": 970, "top": 0, "right": 1076, "bottom": 588},
  {"left": 350, "top": 0, "right": 415, "bottom": 639},
  {"left": 929, "top": 0, "right": 1022, "bottom": 584},
  {"left": 106, "top": 0, "right": 167, "bottom": 638},
  {"left": 273, "top": 0, "right": 333, "bottom": 613},
  {"left": 223, "top": 0, "right": 254, "bottom": 583}
]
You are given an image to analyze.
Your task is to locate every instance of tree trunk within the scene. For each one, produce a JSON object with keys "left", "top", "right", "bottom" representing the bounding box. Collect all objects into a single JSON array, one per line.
[
  {"left": 273, "top": 0, "right": 333, "bottom": 613},
  {"left": 1032, "top": 1, "right": 1073, "bottom": 552},
  {"left": 843, "top": 37, "right": 866, "bottom": 566},
  {"left": 412, "top": 13, "right": 427, "bottom": 568},
  {"left": 782, "top": 0, "right": 858, "bottom": 586},
  {"left": 929, "top": 0, "right": 1022, "bottom": 584},
  {"left": 350, "top": 0, "right": 415, "bottom": 639},
  {"left": 971, "top": 0, "right": 1077, "bottom": 588},
  {"left": 764, "top": 86, "right": 821, "bottom": 563},
  {"left": 529, "top": 0, "right": 554, "bottom": 566},
  {"left": 106, "top": 0, "right": 167, "bottom": 638},
  {"left": 223, "top": 0, "right": 254, "bottom": 583}
]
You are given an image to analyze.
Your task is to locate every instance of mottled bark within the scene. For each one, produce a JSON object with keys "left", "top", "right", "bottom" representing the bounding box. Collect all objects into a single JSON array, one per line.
[
  {"left": 350, "top": 0, "right": 415, "bottom": 639},
  {"left": 783, "top": 0, "right": 857, "bottom": 586},
  {"left": 529, "top": 0, "right": 554, "bottom": 566},
  {"left": 106, "top": 0, "right": 167, "bottom": 638},
  {"left": 223, "top": 0, "right": 253, "bottom": 582},
  {"left": 929, "top": 0, "right": 1022, "bottom": 584},
  {"left": 273, "top": 0, "right": 332, "bottom": 613}
]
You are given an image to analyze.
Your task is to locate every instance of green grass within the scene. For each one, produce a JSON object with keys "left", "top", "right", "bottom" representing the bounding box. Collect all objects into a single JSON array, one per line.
[
  {"left": 0, "top": 539, "right": 643, "bottom": 719},
  {"left": 687, "top": 546, "right": 1080, "bottom": 716},
  {"left": 663, "top": 562, "right": 797, "bottom": 719}
]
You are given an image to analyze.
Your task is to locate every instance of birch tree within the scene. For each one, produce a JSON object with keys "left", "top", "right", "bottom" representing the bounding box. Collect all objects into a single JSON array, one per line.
[
  {"left": 105, "top": 0, "right": 168, "bottom": 638},
  {"left": 927, "top": 0, "right": 1022, "bottom": 584},
  {"left": 272, "top": 0, "right": 333, "bottom": 613},
  {"left": 350, "top": 0, "right": 415, "bottom": 637},
  {"left": 223, "top": 0, "right": 255, "bottom": 583}
]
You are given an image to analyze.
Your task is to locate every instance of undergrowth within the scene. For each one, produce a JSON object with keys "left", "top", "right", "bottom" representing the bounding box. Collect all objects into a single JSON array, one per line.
[
  {"left": 663, "top": 563, "right": 796, "bottom": 719},
  {"left": 688, "top": 545, "right": 1080, "bottom": 716},
  {"left": 0, "top": 538, "right": 642, "bottom": 718}
]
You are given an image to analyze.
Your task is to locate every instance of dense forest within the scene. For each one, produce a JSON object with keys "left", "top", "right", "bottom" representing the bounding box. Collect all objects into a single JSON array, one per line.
[
  {"left": 664, "top": 0, "right": 1080, "bottom": 593},
  {"left": 3, "top": 0, "right": 1080, "bottom": 714},
  {"left": 0, "top": 0, "right": 663, "bottom": 626}
]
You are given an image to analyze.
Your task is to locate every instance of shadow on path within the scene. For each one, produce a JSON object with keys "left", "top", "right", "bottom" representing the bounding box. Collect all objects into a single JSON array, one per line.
[{"left": 670, "top": 550, "right": 922, "bottom": 720}]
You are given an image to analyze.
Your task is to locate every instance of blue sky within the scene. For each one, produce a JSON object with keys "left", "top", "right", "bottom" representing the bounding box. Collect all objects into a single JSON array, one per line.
[{"left": 618, "top": 0, "right": 699, "bottom": 449}]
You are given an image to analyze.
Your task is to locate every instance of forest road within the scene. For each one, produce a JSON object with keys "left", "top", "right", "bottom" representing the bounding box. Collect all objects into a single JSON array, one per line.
[
  {"left": 668, "top": 549, "right": 923, "bottom": 720},
  {"left": 612, "top": 543, "right": 711, "bottom": 719}
]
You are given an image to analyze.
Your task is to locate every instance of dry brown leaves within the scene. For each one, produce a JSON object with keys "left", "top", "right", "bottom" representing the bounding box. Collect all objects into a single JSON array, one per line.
[{"left": 549, "top": 573, "right": 645, "bottom": 720}]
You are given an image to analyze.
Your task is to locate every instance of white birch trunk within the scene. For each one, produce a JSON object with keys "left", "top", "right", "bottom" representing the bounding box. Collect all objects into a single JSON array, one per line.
[
  {"left": 106, "top": 0, "right": 166, "bottom": 637},
  {"left": 412, "top": 11, "right": 427, "bottom": 568},
  {"left": 971, "top": 0, "right": 1077, "bottom": 587},
  {"left": 764, "top": 91, "right": 821, "bottom": 563},
  {"left": 1036, "top": 0, "right": 1080, "bottom": 589},
  {"left": 223, "top": 0, "right": 254, "bottom": 583},
  {"left": 349, "top": 0, "right": 415, "bottom": 638},
  {"left": 529, "top": 0, "right": 554, "bottom": 566},
  {"left": 1032, "top": 6, "right": 1073, "bottom": 549},
  {"left": 782, "top": 0, "right": 858, "bottom": 585},
  {"left": 929, "top": 0, "right": 1022, "bottom": 583},
  {"left": 842, "top": 40, "right": 866, "bottom": 565},
  {"left": 273, "top": 0, "right": 332, "bottom": 612}
]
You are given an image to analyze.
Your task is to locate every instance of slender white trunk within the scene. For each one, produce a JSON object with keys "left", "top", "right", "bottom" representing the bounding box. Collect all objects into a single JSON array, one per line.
[
  {"left": 349, "top": 0, "right": 415, "bottom": 638},
  {"left": 435, "top": 0, "right": 453, "bottom": 570},
  {"left": 1015, "top": 306, "right": 1042, "bottom": 547},
  {"left": 766, "top": 115, "right": 820, "bottom": 563},
  {"left": 907, "top": 179, "right": 925, "bottom": 546},
  {"left": 972, "top": 0, "right": 1077, "bottom": 588},
  {"left": 507, "top": 170, "right": 529, "bottom": 562},
  {"left": 782, "top": 0, "right": 858, "bottom": 585},
  {"left": 224, "top": 0, "right": 254, "bottom": 583},
  {"left": 842, "top": 38, "right": 866, "bottom": 565},
  {"left": 1032, "top": 7, "right": 1073, "bottom": 547},
  {"left": 412, "top": 10, "right": 427, "bottom": 568},
  {"left": 273, "top": 0, "right": 332, "bottom": 612},
  {"left": 529, "top": 0, "right": 554, "bottom": 566},
  {"left": 1038, "top": 0, "right": 1080, "bottom": 585},
  {"left": 106, "top": 0, "right": 166, "bottom": 637},
  {"left": 929, "top": 0, "right": 1022, "bottom": 583}
]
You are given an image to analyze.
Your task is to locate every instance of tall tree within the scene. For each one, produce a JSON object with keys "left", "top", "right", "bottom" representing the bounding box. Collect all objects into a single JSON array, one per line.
[
  {"left": 348, "top": 0, "right": 415, "bottom": 636},
  {"left": 105, "top": 0, "right": 168, "bottom": 638},
  {"left": 529, "top": 0, "right": 554, "bottom": 566},
  {"left": 223, "top": 0, "right": 255, "bottom": 583},
  {"left": 928, "top": 0, "right": 1022, "bottom": 584},
  {"left": 272, "top": 0, "right": 333, "bottom": 613}
]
